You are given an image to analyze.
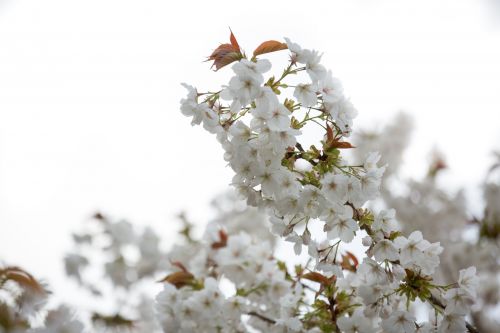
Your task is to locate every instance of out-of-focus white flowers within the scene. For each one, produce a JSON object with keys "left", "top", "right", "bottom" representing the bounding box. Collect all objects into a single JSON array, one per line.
[{"left": 33, "top": 306, "right": 84, "bottom": 333}]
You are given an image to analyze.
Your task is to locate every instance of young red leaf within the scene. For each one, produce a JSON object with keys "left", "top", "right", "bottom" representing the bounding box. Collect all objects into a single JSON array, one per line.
[
  {"left": 0, "top": 266, "right": 46, "bottom": 294},
  {"left": 301, "top": 271, "right": 333, "bottom": 285},
  {"left": 229, "top": 28, "right": 240, "bottom": 50},
  {"left": 211, "top": 229, "right": 228, "bottom": 249},
  {"left": 326, "top": 124, "right": 334, "bottom": 142},
  {"left": 325, "top": 135, "right": 356, "bottom": 150},
  {"left": 158, "top": 271, "right": 194, "bottom": 289},
  {"left": 170, "top": 261, "right": 188, "bottom": 272},
  {"left": 253, "top": 40, "right": 288, "bottom": 57},
  {"left": 206, "top": 30, "right": 243, "bottom": 71},
  {"left": 340, "top": 251, "right": 359, "bottom": 272},
  {"left": 331, "top": 141, "right": 355, "bottom": 149}
]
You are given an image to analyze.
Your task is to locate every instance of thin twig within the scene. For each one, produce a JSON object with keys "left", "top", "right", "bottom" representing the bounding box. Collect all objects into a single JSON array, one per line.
[
  {"left": 247, "top": 311, "right": 276, "bottom": 324},
  {"left": 428, "top": 295, "right": 479, "bottom": 333}
]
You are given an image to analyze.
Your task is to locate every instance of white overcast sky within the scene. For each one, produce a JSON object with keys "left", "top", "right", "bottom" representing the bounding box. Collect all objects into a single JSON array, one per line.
[{"left": 0, "top": 0, "right": 499, "bottom": 303}]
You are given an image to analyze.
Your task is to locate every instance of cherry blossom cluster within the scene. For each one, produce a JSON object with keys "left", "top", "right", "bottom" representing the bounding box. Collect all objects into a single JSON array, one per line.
[
  {"left": 175, "top": 33, "right": 480, "bottom": 332},
  {"left": 155, "top": 196, "right": 479, "bottom": 332},
  {"left": 354, "top": 114, "right": 500, "bottom": 332},
  {"left": 1, "top": 35, "right": 487, "bottom": 333},
  {"left": 181, "top": 36, "right": 384, "bottom": 262},
  {"left": 156, "top": 225, "right": 306, "bottom": 332}
]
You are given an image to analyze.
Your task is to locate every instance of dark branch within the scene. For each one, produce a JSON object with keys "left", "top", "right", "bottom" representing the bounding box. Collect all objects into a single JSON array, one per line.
[
  {"left": 247, "top": 311, "right": 276, "bottom": 325},
  {"left": 428, "top": 295, "right": 479, "bottom": 333}
]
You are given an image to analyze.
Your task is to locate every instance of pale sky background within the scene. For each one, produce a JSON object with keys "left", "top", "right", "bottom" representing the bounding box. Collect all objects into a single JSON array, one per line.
[{"left": 1, "top": 0, "right": 499, "bottom": 306}]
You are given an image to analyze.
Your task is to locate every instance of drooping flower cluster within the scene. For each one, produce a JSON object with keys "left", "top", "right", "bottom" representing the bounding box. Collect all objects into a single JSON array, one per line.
[
  {"left": 354, "top": 114, "right": 500, "bottom": 332},
  {"left": 156, "top": 224, "right": 306, "bottom": 332},
  {"left": 173, "top": 32, "right": 479, "bottom": 332}
]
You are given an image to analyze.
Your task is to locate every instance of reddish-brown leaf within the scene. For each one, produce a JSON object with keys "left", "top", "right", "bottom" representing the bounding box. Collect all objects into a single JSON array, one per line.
[
  {"left": 326, "top": 124, "right": 334, "bottom": 142},
  {"left": 206, "top": 30, "right": 243, "bottom": 71},
  {"left": 325, "top": 131, "right": 356, "bottom": 150},
  {"left": 0, "top": 266, "right": 46, "bottom": 294},
  {"left": 331, "top": 141, "right": 355, "bottom": 149},
  {"left": 340, "top": 251, "right": 359, "bottom": 272},
  {"left": 158, "top": 271, "right": 194, "bottom": 289},
  {"left": 346, "top": 251, "right": 359, "bottom": 267},
  {"left": 211, "top": 229, "right": 228, "bottom": 249},
  {"left": 301, "top": 272, "right": 331, "bottom": 285},
  {"left": 253, "top": 40, "right": 288, "bottom": 57},
  {"left": 170, "top": 261, "right": 188, "bottom": 272},
  {"left": 229, "top": 29, "right": 240, "bottom": 50}
]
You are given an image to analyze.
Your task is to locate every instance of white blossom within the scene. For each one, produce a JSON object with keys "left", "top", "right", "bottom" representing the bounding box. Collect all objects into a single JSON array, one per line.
[
  {"left": 293, "top": 83, "right": 317, "bottom": 107},
  {"left": 381, "top": 310, "right": 416, "bottom": 333}
]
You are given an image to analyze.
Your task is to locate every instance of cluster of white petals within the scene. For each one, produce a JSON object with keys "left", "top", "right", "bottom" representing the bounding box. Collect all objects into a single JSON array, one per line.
[
  {"left": 2, "top": 37, "right": 488, "bottom": 333},
  {"left": 174, "top": 37, "right": 480, "bottom": 333},
  {"left": 156, "top": 224, "right": 310, "bottom": 332},
  {"left": 355, "top": 112, "right": 500, "bottom": 332},
  {"left": 3, "top": 32, "right": 497, "bottom": 333}
]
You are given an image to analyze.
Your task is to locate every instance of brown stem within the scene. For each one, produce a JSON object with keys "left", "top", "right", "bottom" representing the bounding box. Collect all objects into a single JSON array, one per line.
[
  {"left": 465, "top": 322, "right": 480, "bottom": 333},
  {"left": 247, "top": 311, "right": 276, "bottom": 325},
  {"left": 327, "top": 296, "right": 340, "bottom": 333},
  {"left": 292, "top": 143, "right": 318, "bottom": 166}
]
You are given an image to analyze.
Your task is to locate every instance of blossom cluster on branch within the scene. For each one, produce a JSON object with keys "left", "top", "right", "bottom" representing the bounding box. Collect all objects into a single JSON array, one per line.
[
  {"left": 354, "top": 116, "right": 500, "bottom": 332},
  {"left": 2, "top": 33, "right": 493, "bottom": 333},
  {"left": 169, "top": 32, "right": 480, "bottom": 332}
]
